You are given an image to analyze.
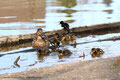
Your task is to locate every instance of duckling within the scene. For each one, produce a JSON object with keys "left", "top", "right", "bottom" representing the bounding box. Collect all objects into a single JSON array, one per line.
[
  {"left": 70, "top": 34, "right": 76, "bottom": 42},
  {"left": 91, "top": 48, "right": 104, "bottom": 58},
  {"left": 61, "top": 34, "right": 71, "bottom": 45},
  {"left": 58, "top": 49, "right": 72, "bottom": 59},
  {"left": 48, "top": 33, "right": 61, "bottom": 47},
  {"left": 61, "top": 33, "right": 76, "bottom": 46},
  {"left": 60, "top": 21, "right": 70, "bottom": 33},
  {"left": 32, "top": 28, "right": 49, "bottom": 48},
  {"left": 54, "top": 33, "right": 62, "bottom": 41}
]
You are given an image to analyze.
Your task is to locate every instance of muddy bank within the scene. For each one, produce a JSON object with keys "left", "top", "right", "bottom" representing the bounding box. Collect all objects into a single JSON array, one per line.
[
  {"left": 1, "top": 22, "right": 120, "bottom": 47},
  {"left": 0, "top": 56, "right": 120, "bottom": 80}
]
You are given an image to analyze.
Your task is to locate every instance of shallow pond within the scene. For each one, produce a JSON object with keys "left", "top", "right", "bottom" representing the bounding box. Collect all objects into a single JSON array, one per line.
[
  {"left": 0, "top": 0, "right": 120, "bottom": 74},
  {"left": 0, "top": 30, "right": 120, "bottom": 74},
  {"left": 0, "top": 0, "right": 120, "bottom": 36}
]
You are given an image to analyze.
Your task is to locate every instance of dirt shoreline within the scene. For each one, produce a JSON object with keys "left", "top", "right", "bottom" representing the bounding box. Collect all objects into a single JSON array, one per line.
[{"left": 0, "top": 56, "right": 120, "bottom": 80}]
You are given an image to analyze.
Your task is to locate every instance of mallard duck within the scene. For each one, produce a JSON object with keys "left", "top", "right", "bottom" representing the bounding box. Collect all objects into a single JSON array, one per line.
[
  {"left": 32, "top": 28, "right": 49, "bottom": 48},
  {"left": 91, "top": 48, "right": 104, "bottom": 58},
  {"left": 60, "top": 21, "right": 70, "bottom": 33},
  {"left": 58, "top": 49, "right": 72, "bottom": 59},
  {"left": 32, "top": 28, "right": 50, "bottom": 55}
]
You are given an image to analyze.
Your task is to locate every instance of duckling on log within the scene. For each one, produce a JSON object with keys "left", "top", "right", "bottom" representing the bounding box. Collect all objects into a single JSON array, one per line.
[{"left": 60, "top": 21, "right": 70, "bottom": 33}]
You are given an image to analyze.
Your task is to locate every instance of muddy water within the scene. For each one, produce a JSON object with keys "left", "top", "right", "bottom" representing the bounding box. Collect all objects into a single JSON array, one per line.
[
  {"left": 0, "top": 0, "right": 120, "bottom": 74},
  {"left": 0, "top": 0, "right": 120, "bottom": 36},
  {"left": 0, "top": 30, "right": 120, "bottom": 74}
]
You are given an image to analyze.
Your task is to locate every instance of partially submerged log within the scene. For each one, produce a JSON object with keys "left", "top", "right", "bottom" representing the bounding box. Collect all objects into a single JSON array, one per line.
[
  {"left": 0, "top": 33, "right": 34, "bottom": 47},
  {"left": 1, "top": 22, "right": 120, "bottom": 47}
]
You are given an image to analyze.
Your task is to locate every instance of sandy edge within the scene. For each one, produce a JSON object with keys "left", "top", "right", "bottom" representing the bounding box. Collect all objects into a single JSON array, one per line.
[{"left": 0, "top": 56, "right": 120, "bottom": 80}]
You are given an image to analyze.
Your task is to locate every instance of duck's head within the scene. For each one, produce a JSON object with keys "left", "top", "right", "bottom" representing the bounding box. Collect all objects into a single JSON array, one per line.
[
  {"left": 55, "top": 33, "right": 60, "bottom": 39},
  {"left": 36, "top": 28, "right": 43, "bottom": 36},
  {"left": 71, "top": 34, "right": 75, "bottom": 40},
  {"left": 58, "top": 50, "right": 63, "bottom": 59},
  {"left": 60, "top": 21, "right": 64, "bottom": 24},
  {"left": 37, "top": 28, "right": 43, "bottom": 32},
  {"left": 91, "top": 48, "right": 96, "bottom": 54},
  {"left": 91, "top": 48, "right": 104, "bottom": 58}
]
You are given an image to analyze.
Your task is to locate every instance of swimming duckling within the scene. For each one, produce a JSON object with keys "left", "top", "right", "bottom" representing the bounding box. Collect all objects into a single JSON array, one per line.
[
  {"left": 58, "top": 49, "right": 72, "bottom": 59},
  {"left": 61, "top": 33, "right": 76, "bottom": 46},
  {"left": 91, "top": 48, "right": 104, "bottom": 58},
  {"left": 60, "top": 21, "right": 70, "bottom": 33}
]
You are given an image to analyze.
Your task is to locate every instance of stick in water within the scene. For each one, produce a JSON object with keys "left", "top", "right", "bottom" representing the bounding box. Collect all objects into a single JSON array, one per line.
[{"left": 14, "top": 56, "right": 20, "bottom": 67}]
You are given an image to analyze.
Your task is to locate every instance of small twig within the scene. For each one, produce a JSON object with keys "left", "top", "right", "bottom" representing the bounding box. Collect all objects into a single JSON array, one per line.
[{"left": 14, "top": 56, "right": 20, "bottom": 67}]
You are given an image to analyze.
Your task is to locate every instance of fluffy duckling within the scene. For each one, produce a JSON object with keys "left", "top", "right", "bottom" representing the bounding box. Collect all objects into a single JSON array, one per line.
[
  {"left": 91, "top": 48, "right": 104, "bottom": 58},
  {"left": 48, "top": 33, "right": 61, "bottom": 47},
  {"left": 58, "top": 49, "right": 72, "bottom": 59},
  {"left": 61, "top": 33, "right": 76, "bottom": 46},
  {"left": 32, "top": 28, "right": 49, "bottom": 48},
  {"left": 60, "top": 21, "right": 70, "bottom": 33},
  {"left": 54, "top": 33, "right": 62, "bottom": 41}
]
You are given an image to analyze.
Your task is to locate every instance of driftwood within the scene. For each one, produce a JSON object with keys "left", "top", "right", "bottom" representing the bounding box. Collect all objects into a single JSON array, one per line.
[{"left": 1, "top": 22, "right": 120, "bottom": 47}]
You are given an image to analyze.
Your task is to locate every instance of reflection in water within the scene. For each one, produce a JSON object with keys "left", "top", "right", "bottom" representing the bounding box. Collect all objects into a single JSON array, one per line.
[
  {"left": 37, "top": 52, "right": 49, "bottom": 61},
  {"left": 1, "top": 0, "right": 120, "bottom": 74},
  {"left": 0, "top": 42, "right": 32, "bottom": 52},
  {"left": 103, "top": 0, "right": 112, "bottom": 6},
  {"left": 103, "top": 10, "right": 113, "bottom": 14},
  {"left": 77, "top": 0, "right": 88, "bottom": 4},
  {"left": 62, "top": 0, "right": 77, "bottom": 8},
  {"left": 0, "top": 0, "right": 45, "bottom": 36},
  {"left": 61, "top": 0, "right": 77, "bottom": 23},
  {"left": 65, "top": 20, "right": 75, "bottom": 23},
  {"left": 0, "top": 0, "right": 120, "bottom": 36}
]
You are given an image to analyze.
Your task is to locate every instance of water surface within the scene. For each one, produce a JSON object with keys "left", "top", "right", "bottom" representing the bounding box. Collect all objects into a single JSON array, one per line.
[
  {"left": 0, "top": 0, "right": 120, "bottom": 74},
  {"left": 0, "top": 0, "right": 120, "bottom": 36}
]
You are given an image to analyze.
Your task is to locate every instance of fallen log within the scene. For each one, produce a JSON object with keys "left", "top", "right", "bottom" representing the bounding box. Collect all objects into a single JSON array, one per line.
[
  {"left": 0, "top": 22, "right": 120, "bottom": 47},
  {"left": 1, "top": 35, "right": 120, "bottom": 57}
]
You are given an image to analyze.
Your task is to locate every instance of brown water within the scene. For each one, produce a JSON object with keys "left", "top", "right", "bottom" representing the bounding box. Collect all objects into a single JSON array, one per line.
[
  {"left": 0, "top": 0, "right": 120, "bottom": 74},
  {"left": 0, "top": 30, "right": 120, "bottom": 74},
  {"left": 0, "top": 0, "right": 120, "bottom": 36}
]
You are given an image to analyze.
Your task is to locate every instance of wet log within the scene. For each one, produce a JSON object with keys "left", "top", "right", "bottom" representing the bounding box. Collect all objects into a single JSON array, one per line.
[{"left": 0, "top": 22, "right": 120, "bottom": 47}]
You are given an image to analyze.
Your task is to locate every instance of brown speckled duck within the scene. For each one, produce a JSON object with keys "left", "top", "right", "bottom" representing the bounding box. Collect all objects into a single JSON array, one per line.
[
  {"left": 32, "top": 28, "right": 50, "bottom": 54},
  {"left": 32, "top": 28, "right": 49, "bottom": 48},
  {"left": 91, "top": 48, "right": 104, "bottom": 58}
]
